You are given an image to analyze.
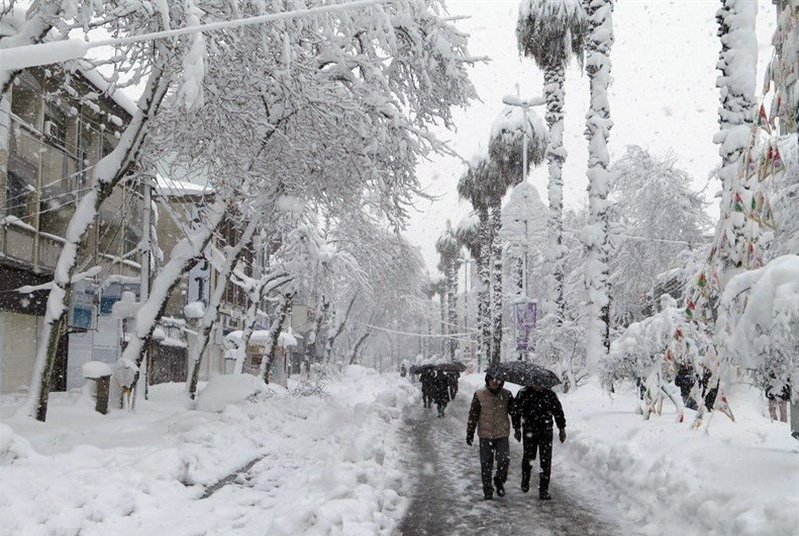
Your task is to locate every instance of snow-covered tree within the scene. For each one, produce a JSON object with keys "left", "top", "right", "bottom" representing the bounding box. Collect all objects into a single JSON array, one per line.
[
  {"left": 607, "top": 147, "right": 711, "bottom": 327},
  {"left": 517, "top": 0, "right": 586, "bottom": 326},
  {"left": 716, "top": 255, "right": 799, "bottom": 412},
  {"left": 582, "top": 0, "right": 614, "bottom": 370},
  {"left": 500, "top": 181, "right": 548, "bottom": 297},
  {"left": 14, "top": 0, "right": 478, "bottom": 419}
]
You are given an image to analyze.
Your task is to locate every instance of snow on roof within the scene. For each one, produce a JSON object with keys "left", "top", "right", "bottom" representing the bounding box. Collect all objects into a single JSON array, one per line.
[
  {"left": 226, "top": 330, "right": 274, "bottom": 345},
  {"left": 76, "top": 67, "right": 138, "bottom": 117},
  {"left": 1, "top": 4, "right": 137, "bottom": 117},
  {"left": 155, "top": 173, "right": 213, "bottom": 197}
]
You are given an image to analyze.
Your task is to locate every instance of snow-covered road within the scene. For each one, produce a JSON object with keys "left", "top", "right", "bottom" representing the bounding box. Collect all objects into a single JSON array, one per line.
[{"left": 397, "top": 392, "right": 639, "bottom": 536}]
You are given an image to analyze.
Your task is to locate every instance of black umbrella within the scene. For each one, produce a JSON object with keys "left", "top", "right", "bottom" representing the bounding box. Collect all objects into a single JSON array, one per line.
[
  {"left": 410, "top": 364, "right": 436, "bottom": 375},
  {"left": 486, "top": 361, "right": 561, "bottom": 388},
  {"left": 436, "top": 362, "right": 466, "bottom": 373}
]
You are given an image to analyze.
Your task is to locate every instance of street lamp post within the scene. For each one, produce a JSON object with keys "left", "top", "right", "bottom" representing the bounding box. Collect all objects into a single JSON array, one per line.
[{"left": 501, "top": 90, "right": 544, "bottom": 361}]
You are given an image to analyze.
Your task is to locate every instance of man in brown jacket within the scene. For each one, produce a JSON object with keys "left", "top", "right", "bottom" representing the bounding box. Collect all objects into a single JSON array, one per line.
[{"left": 466, "top": 373, "right": 518, "bottom": 500}]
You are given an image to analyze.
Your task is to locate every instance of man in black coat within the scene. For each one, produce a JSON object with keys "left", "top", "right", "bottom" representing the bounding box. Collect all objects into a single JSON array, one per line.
[{"left": 512, "top": 385, "right": 566, "bottom": 500}]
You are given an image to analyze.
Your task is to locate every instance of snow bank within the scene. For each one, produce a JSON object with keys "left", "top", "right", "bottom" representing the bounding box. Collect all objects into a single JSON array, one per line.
[
  {"left": 0, "top": 423, "right": 29, "bottom": 465},
  {"left": 195, "top": 373, "right": 269, "bottom": 412},
  {"left": 560, "top": 381, "right": 797, "bottom": 536},
  {"left": 0, "top": 368, "right": 415, "bottom": 536}
]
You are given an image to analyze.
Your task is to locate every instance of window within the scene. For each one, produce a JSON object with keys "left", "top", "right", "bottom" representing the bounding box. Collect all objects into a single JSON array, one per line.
[{"left": 5, "top": 168, "right": 36, "bottom": 220}]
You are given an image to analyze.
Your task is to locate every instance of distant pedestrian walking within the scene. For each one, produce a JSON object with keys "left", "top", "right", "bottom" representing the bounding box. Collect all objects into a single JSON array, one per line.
[
  {"left": 433, "top": 370, "right": 451, "bottom": 417},
  {"left": 400, "top": 364, "right": 407, "bottom": 378},
  {"left": 420, "top": 370, "right": 435, "bottom": 409},
  {"left": 447, "top": 371, "right": 459, "bottom": 400},
  {"left": 512, "top": 385, "right": 566, "bottom": 500},
  {"left": 766, "top": 376, "right": 790, "bottom": 423},
  {"left": 466, "top": 373, "right": 517, "bottom": 500}
]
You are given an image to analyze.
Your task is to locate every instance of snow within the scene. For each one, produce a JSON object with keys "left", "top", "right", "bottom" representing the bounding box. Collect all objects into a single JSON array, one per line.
[
  {"left": 277, "top": 329, "right": 298, "bottom": 348},
  {"left": 195, "top": 374, "right": 269, "bottom": 413},
  {"left": 81, "top": 361, "right": 112, "bottom": 379},
  {"left": 0, "top": 39, "right": 89, "bottom": 72},
  {"left": 0, "top": 368, "right": 414, "bottom": 536},
  {"left": 460, "top": 373, "right": 799, "bottom": 536},
  {"left": 183, "top": 301, "right": 205, "bottom": 320}
]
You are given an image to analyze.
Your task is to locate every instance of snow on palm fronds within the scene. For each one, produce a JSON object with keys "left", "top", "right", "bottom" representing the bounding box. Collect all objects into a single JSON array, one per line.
[
  {"left": 488, "top": 106, "right": 548, "bottom": 186},
  {"left": 455, "top": 212, "right": 481, "bottom": 259},
  {"left": 517, "top": 0, "right": 587, "bottom": 70},
  {"left": 435, "top": 222, "right": 461, "bottom": 262}
]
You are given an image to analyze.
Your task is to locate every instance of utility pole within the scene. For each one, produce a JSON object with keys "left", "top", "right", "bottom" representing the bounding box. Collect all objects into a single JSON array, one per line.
[{"left": 139, "top": 173, "right": 153, "bottom": 401}]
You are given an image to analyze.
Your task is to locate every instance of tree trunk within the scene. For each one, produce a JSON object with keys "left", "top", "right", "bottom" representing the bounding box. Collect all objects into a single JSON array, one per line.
[
  {"left": 544, "top": 64, "right": 567, "bottom": 326},
  {"left": 439, "top": 292, "right": 447, "bottom": 355},
  {"left": 262, "top": 292, "right": 295, "bottom": 383},
  {"left": 490, "top": 205, "right": 503, "bottom": 367},
  {"left": 23, "top": 67, "right": 168, "bottom": 421},
  {"left": 445, "top": 259, "right": 458, "bottom": 360},
  {"left": 324, "top": 293, "right": 358, "bottom": 363},
  {"left": 234, "top": 272, "right": 291, "bottom": 374},
  {"left": 303, "top": 296, "right": 329, "bottom": 368},
  {"left": 348, "top": 330, "right": 371, "bottom": 365},
  {"left": 187, "top": 215, "right": 262, "bottom": 399},
  {"left": 123, "top": 197, "right": 229, "bottom": 385},
  {"left": 478, "top": 207, "right": 492, "bottom": 370},
  {"left": 583, "top": 0, "right": 614, "bottom": 370}
]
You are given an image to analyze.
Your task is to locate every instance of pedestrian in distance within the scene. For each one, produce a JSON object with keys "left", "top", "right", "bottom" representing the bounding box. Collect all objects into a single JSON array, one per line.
[
  {"left": 466, "top": 372, "right": 518, "bottom": 501},
  {"left": 447, "top": 371, "right": 459, "bottom": 400},
  {"left": 420, "top": 369, "right": 434, "bottom": 409},
  {"left": 433, "top": 370, "right": 451, "bottom": 417},
  {"left": 512, "top": 385, "right": 566, "bottom": 500},
  {"left": 675, "top": 362, "right": 698, "bottom": 410},
  {"left": 400, "top": 363, "right": 407, "bottom": 378},
  {"left": 765, "top": 375, "right": 790, "bottom": 423}
]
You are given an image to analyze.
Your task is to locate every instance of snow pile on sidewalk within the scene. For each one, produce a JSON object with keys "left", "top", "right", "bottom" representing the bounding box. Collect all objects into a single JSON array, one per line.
[
  {"left": 0, "top": 366, "right": 415, "bottom": 536},
  {"left": 560, "top": 381, "right": 797, "bottom": 536}
]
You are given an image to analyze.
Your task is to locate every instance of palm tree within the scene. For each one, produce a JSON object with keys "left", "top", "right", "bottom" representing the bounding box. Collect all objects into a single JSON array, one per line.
[
  {"left": 429, "top": 276, "right": 448, "bottom": 356},
  {"left": 436, "top": 222, "right": 461, "bottom": 360},
  {"left": 517, "top": 0, "right": 586, "bottom": 327},
  {"left": 485, "top": 109, "right": 547, "bottom": 366},
  {"left": 455, "top": 212, "right": 481, "bottom": 362},
  {"left": 458, "top": 161, "right": 493, "bottom": 369},
  {"left": 581, "top": 0, "right": 614, "bottom": 369}
]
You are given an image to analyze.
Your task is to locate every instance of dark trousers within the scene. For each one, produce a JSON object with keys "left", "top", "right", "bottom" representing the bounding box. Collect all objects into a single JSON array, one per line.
[
  {"left": 479, "top": 437, "right": 509, "bottom": 496},
  {"left": 521, "top": 429, "right": 553, "bottom": 494}
]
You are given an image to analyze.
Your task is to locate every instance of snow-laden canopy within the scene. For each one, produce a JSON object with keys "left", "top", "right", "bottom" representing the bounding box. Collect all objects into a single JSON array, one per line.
[
  {"left": 717, "top": 255, "right": 799, "bottom": 373},
  {"left": 488, "top": 106, "right": 548, "bottom": 186},
  {"left": 517, "top": 0, "right": 587, "bottom": 70},
  {"left": 500, "top": 181, "right": 547, "bottom": 244}
]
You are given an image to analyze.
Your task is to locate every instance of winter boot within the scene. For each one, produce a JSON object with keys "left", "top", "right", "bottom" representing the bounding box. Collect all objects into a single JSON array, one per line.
[
  {"left": 494, "top": 477, "right": 505, "bottom": 497},
  {"left": 538, "top": 472, "right": 551, "bottom": 500}
]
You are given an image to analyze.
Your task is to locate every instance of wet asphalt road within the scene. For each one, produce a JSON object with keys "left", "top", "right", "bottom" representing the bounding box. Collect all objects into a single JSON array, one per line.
[{"left": 395, "top": 392, "right": 640, "bottom": 536}]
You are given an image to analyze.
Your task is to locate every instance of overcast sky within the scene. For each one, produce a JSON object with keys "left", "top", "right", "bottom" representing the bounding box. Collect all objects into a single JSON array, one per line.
[{"left": 404, "top": 0, "right": 778, "bottom": 274}]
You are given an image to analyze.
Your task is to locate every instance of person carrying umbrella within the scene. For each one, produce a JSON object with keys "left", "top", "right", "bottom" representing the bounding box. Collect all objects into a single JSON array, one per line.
[
  {"left": 512, "top": 385, "right": 566, "bottom": 500},
  {"left": 433, "top": 369, "right": 451, "bottom": 417},
  {"left": 466, "top": 372, "right": 518, "bottom": 500},
  {"left": 419, "top": 368, "right": 435, "bottom": 409}
]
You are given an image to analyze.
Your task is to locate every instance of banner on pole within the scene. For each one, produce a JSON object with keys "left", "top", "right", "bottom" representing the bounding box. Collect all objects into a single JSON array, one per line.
[{"left": 514, "top": 300, "right": 537, "bottom": 352}]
